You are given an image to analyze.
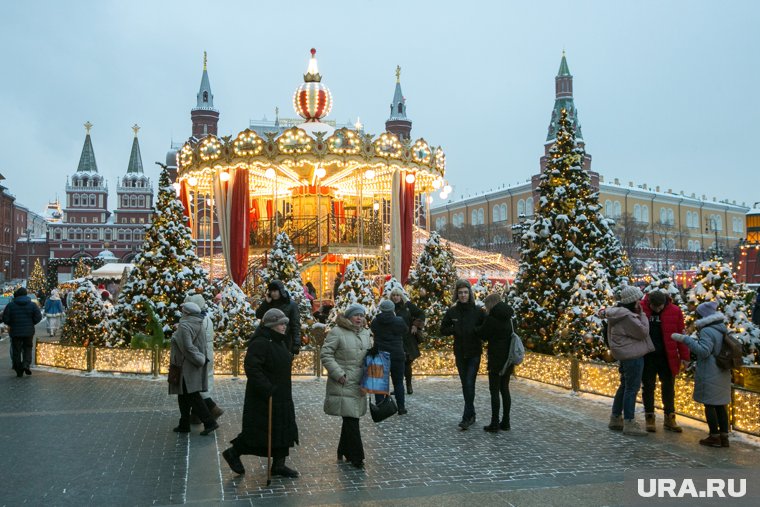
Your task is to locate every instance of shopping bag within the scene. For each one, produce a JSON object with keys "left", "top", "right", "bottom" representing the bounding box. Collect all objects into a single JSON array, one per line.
[
  {"left": 360, "top": 351, "right": 391, "bottom": 395},
  {"left": 370, "top": 395, "right": 398, "bottom": 422}
]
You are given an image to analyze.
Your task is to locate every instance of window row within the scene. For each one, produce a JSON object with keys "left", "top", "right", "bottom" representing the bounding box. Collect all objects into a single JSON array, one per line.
[
  {"left": 121, "top": 195, "right": 149, "bottom": 208},
  {"left": 604, "top": 200, "right": 622, "bottom": 218},
  {"left": 70, "top": 194, "right": 102, "bottom": 207},
  {"left": 659, "top": 207, "right": 675, "bottom": 226},
  {"left": 732, "top": 217, "right": 744, "bottom": 233},
  {"left": 687, "top": 240, "right": 702, "bottom": 251},
  {"left": 517, "top": 198, "right": 534, "bottom": 218},
  {"left": 706, "top": 213, "right": 723, "bottom": 232},
  {"left": 51, "top": 228, "right": 146, "bottom": 241},
  {"left": 633, "top": 204, "right": 650, "bottom": 223}
]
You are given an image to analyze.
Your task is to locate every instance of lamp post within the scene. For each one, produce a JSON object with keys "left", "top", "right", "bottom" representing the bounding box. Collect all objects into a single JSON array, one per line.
[
  {"left": 3, "top": 260, "right": 8, "bottom": 282},
  {"left": 705, "top": 217, "right": 722, "bottom": 259},
  {"left": 25, "top": 228, "right": 32, "bottom": 280}
]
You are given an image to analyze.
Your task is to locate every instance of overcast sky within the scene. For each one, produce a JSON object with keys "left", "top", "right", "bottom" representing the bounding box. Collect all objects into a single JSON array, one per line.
[{"left": 1, "top": 0, "right": 758, "bottom": 215}]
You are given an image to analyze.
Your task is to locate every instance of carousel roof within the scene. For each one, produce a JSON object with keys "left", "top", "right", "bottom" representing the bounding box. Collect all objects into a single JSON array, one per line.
[{"left": 177, "top": 49, "right": 446, "bottom": 197}]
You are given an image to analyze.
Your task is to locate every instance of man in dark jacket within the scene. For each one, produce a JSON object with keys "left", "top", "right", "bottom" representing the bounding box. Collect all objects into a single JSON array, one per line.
[
  {"left": 441, "top": 279, "right": 485, "bottom": 429},
  {"left": 371, "top": 299, "right": 409, "bottom": 414},
  {"left": 2, "top": 287, "right": 43, "bottom": 377},
  {"left": 255, "top": 280, "right": 301, "bottom": 354},
  {"left": 640, "top": 290, "right": 688, "bottom": 433}
]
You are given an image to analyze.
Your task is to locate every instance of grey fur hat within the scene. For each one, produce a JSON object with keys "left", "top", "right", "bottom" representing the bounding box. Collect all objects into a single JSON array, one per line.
[{"left": 262, "top": 308, "right": 289, "bottom": 328}]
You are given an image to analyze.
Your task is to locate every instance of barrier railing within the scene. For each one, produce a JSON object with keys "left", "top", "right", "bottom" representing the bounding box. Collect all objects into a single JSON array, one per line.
[{"left": 34, "top": 343, "right": 760, "bottom": 436}]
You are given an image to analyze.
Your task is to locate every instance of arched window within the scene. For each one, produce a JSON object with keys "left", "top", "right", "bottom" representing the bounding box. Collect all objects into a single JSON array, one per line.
[
  {"left": 694, "top": 240, "right": 700, "bottom": 251},
  {"left": 634, "top": 204, "right": 641, "bottom": 222},
  {"left": 477, "top": 208, "right": 484, "bottom": 225},
  {"left": 642, "top": 206, "right": 649, "bottom": 223},
  {"left": 500, "top": 204, "right": 507, "bottom": 222},
  {"left": 130, "top": 196, "right": 137, "bottom": 207},
  {"left": 104, "top": 229, "right": 112, "bottom": 241},
  {"left": 614, "top": 201, "right": 621, "bottom": 218},
  {"left": 517, "top": 199, "right": 525, "bottom": 217},
  {"left": 493, "top": 205, "right": 501, "bottom": 222},
  {"left": 471, "top": 209, "right": 478, "bottom": 225},
  {"left": 203, "top": 91, "right": 208, "bottom": 103},
  {"left": 89, "top": 194, "right": 95, "bottom": 206},
  {"left": 73, "top": 194, "right": 80, "bottom": 206},
  {"left": 667, "top": 209, "right": 674, "bottom": 225},
  {"left": 605, "top": 200, "right": 612, "bottom": 217},
  {"left": 124, "top": 230, "right": 132, "bottom": 242},
  {"left": 138, "top": 195, "right": 145, "bottom": 207},
  {"left": 526, "top": 197, "right": 534, "bottom": 217},
  {"left": 122, "top": 195, "right": 129, "bottom": 207},
  {"left": 398, "top": 103, "right": 403, "bottom": 114},
  {"left": 660, "top": 208, "right": 667, "bottom": 224}
]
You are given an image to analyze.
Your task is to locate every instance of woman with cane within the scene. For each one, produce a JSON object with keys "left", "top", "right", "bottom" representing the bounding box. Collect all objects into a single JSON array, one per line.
[{"left": 222, "top": 309, "right": 299, "bottom": 478}]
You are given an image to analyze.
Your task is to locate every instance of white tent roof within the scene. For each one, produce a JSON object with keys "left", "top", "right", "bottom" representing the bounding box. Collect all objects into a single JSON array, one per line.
[{"left": 90, "top": 263, "right": 134, "bottom": 280}]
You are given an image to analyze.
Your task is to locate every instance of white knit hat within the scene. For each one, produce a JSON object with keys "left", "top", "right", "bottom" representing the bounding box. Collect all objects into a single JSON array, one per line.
[{"left": 619, "top": 286, "right": 644, "bottom": 305}]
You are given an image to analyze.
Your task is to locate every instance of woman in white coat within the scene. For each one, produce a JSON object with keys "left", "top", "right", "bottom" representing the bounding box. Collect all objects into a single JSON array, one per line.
[
  {"left": 185, "top": 293, "right": 224, "bottom": 421},
  {"left": 320, "top": 303, "right": 372, "bottom": 469}
]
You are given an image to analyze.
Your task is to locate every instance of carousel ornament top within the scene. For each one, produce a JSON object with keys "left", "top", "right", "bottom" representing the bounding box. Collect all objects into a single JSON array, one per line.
[{"left": 294, "top": 48, "right": 333, "bottom": 123}]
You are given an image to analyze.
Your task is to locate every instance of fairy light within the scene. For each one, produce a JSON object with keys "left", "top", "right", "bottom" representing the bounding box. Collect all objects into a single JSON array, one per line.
[{"left": 219, "top": 171, "right": 231, "bottom": 182}]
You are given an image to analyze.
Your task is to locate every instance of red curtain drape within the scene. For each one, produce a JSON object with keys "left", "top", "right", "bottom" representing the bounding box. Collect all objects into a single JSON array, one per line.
[
  {"left": 229, "top": 170, "right": 250, "bottom": 286},
  {"left": 400, "top": 173, "right": 415, "bottom": 284},
  {"left": 265, "top": 199, "right": 273, "bottom": 220},
  {"left": 179, "top": 180, "right": 192, "bottom": 230},
  {"left": 334, "top": 200, "right": 345, "bottom": 225},
  {"left": 249, "top": 200, "right": 260, "bottom": 231}
]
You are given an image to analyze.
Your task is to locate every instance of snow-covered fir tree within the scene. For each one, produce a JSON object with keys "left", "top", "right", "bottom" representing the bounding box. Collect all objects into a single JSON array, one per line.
[
  {"left": 60, "top": 280, "right": 111, "bottom": 347},
  {"left": 108, "top": 168, "right": 212, "bottom": 346},
  {"left": 510, "top": 109, "right": 621, "bottom": 360},
  {"left": 382, "top": 277, "right": 406, "bottom": 298},
  {"left": 687, "top": 259, "right": 760, "bottom": 364},
  {"left": 406, "top": 231, "right": 458, "bottom": 349},
  {"left": 329, "top": 260, "right": 375, "bottom": 326},
  {"left": 644, "top": 272, "right": 686, "bottom": 307},
  {"left": 215, "top": 278, "right": 259, "bottom": 348},
  {"left": 258, "top": 231, "right": 312, "bottom": 326},
  {"left": 27, "top": 259, "right": 46, "bottom": 295},
  {"left": 471, "top": 274, "right": 493, "bottom": 304}
]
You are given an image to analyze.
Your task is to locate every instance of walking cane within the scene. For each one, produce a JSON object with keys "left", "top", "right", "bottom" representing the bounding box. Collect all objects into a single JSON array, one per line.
[{"left": 266, "top": 395, "right": 273, "bottom": 487}]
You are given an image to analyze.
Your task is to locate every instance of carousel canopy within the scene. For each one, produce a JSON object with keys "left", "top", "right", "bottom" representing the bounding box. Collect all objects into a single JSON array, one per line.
[{"left": 177, "top": 49, "right": 446, "bottom": 198}]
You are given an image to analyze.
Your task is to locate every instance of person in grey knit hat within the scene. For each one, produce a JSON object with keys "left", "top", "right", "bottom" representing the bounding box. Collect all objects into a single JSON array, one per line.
[
  {"left": 344, "top": 303, "right": 366, "bottom": 319},
  {"left": 222, "top": 307, "right": 299, "bottom": 477},
  {"left": 606, "top": 284, "right": 651, "bottom": 437}
]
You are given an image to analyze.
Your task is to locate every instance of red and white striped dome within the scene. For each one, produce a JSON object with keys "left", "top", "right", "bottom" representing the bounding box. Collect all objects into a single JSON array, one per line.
[{"left": 293, "top": 48, "right": 332, "bottom": 122}]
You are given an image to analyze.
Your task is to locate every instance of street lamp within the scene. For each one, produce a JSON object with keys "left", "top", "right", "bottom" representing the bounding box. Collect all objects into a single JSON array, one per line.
[
  {"left": 705, "top": 217, "right": 722, "bottom": 259},
  {"left": 3, "top": 260, "right": 8, "bottom": 281}
]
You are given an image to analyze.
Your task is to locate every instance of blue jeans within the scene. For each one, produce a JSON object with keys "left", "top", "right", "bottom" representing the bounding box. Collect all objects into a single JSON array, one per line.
[
  {"left": 455, "top": 355, "right": 480, "bottom": 420},
  {"left": 375, "top": 354, "right": 405, "bottom": 409},
  {"left": 612, "top": 357, "right": 644, "bottom": 420}
]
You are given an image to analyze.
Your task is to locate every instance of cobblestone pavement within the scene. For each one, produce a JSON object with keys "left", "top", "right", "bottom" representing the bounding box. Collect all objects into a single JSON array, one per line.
[{"left": 1, "top": 336, "right": 759, "bottom": 506}]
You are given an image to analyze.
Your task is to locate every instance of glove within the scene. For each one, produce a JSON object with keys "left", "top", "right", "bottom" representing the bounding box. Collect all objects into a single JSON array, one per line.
[
  {"left": 670, "top": 333, "right": 686, "bottom": 343},
  {"left": 367, "top": 345, "right": 379, "bottom": 356},
  {"left": 291, "top": 345, "right": 301, "bottom": 355}
]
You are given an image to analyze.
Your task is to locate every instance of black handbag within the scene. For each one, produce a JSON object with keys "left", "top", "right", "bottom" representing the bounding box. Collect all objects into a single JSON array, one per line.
[
  {"left": 167, "top": 364, "right": 182, "bottom": 385},
  {"left": 369, "top": 395, "right": 398, "bottom": 423}
]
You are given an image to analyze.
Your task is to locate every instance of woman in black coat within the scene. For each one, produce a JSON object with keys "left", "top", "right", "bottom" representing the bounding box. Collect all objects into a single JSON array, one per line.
[
  {"left": 475, "top": 293, "right": 514, "bottom": 432},
  {"left": 222, "top": 309, "right": 299, "bottom": 477},
  {"left": 371, "top": 299, "right": 409, "bottom": 414},
  {"left": 389, "top": 287, "right": 425, "bottom": 394}
]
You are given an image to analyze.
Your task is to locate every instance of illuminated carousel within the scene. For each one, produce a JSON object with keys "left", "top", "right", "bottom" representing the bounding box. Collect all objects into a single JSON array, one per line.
[{"left": 176, "top": 49, "right": 449, "bottom": 296}]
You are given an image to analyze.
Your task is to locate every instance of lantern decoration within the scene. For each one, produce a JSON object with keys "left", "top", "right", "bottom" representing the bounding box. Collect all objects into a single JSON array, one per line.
[{"left": 293, "top": 48, "right": 333, "bottom": 122}]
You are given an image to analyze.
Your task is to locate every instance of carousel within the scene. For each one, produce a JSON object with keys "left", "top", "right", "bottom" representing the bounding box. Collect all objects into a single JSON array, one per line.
[{"left": 176, "top": 49, "right": 449, "bottom": 297}]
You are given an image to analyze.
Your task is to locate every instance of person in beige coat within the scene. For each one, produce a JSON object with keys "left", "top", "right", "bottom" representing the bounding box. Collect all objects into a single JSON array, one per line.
[
  {"left": 169, "top": 302, "right": 218, "bottom": 436},
  {"left": 605, "top": 286, "right": 653, "bottom": 437},
  {"left": 320, "top": 303, "right": 372, "bottom": 469}
]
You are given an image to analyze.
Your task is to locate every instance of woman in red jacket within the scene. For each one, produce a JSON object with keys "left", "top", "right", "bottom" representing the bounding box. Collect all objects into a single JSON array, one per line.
[{"left": 640, "top": 290, "right": 690, "bottom": 432}]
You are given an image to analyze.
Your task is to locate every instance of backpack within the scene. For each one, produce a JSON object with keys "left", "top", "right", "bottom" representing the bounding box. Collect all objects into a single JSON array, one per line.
[
  {"left": 714, "top": 331, "right": 743, "bottom": 370},
  {"left": 500, "top": 317, "right": 525, "bottom": 374}
]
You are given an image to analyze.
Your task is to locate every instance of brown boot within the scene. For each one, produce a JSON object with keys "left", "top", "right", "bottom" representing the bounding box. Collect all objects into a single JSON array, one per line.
[
  {"left": 608, "top": 414, "right": 623, "bottom": 431},
  {"left": 663, "top": 413, "right": 682, "bottom": 433},
  {"left": 699, "top": 434, "right": 722, "bottom": 447},
  {"left": 720, "top": 433, "right": 730, "bottom": 448},
  {"left": 645, "top": 413, "right": 656, "bottom": 433}
]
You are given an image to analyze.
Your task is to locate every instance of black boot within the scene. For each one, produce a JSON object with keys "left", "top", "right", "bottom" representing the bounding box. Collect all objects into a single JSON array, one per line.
[
  {"left": 484, "top": 419, "right": 500, "bottom": 432},
  {"left": 271, "top": 457, "right": 299, "bottom": 478},
  {"left": 499, "top": 419, "right": 511, "bottom": 431},
  {"left": 173, "top": 419, "right": 190, "bottom": 433},
  {"left": 222, "top": 448, "right": 245, "bottom": 475},
  {"left": 406, "top": 379, "right": 413, "bottom": 395}
]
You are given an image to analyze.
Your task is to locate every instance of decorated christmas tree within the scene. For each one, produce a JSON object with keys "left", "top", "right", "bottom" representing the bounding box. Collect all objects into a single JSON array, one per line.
[
  {"left": 382, "top": 277, "right": 406, "bottom": 298},
  {"left": 644, "top": 272, "right": 686, "bottom": 307},
  {"left": 471, "top": 274, "right": 493, "bottom": 304},
  {"left": 258, "top": 231, "right": 312, "bottom": 324},
  {"left": 406, "top": 231, "right": 458, "bottom": 349},
  {"left": 510, "top": 109, "right": 619, "bottom": 360},
  {"left": 215, "top": 278, "right": 259, "bottom": 348},
  {"left": 27, "top": 259, "right": 46, "bottom": 295},
  {"left": 329, "top": 260, "right": 375, "bottom": 326},
  {"left": 108, "top": 168, "right": 212, "bottom": 346},
  {"left": 73, "top": 257, "right": 91, "bottom": 278},
  {"left": 60, "top": 280, "right": 111, "bottom": 347},
  {"left": 687, "top": 259, "right": 760, "bottom": 364}
]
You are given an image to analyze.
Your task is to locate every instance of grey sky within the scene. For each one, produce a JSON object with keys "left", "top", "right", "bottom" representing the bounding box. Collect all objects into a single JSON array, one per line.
[{"left": 2, "top": 0, "right": 758, "bottom": 215}]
